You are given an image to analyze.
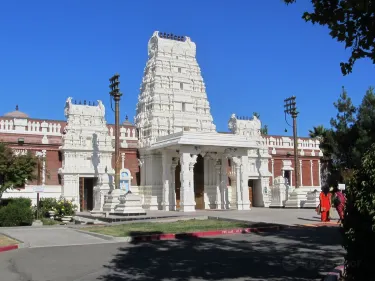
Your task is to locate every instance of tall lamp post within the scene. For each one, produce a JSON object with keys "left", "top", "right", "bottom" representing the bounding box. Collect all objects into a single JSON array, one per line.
[
  {"left": 284, "top": 96, "right": 300, "bottom": 189},
  {"left": 109, "top": 73, "right": 122, "bottom": 189}
]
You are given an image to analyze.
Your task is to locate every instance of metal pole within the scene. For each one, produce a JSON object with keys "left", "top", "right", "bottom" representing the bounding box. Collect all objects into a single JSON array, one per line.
[
  {"left": 284, "top": 96, "right": 300, "bottom": 189},
  {"left": 292, "top": 115, "right": 300, "bottom": 188},
  {"left": 114, "top": 94, "right": 120, "bottom": 189},
  {"left": 37, "top": 157, "right": 41, "bottom": 220},
  {"left": 109, "top": 73, "right": 122, "bottom": 190}
]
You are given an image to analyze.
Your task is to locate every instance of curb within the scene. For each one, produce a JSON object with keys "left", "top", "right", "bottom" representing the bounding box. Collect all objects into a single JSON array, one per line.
[
  {"left": 323, "top": 265, "right": 344, "bottom": 281},
  {"left": 73, "top": 224, "right": 288, "bottom": 243},
  {"left": 121, "top": 225, "right": 288, "bottom": 243},
  {"left": 0, "top": 244, "right": 19, "bottom": 253}
]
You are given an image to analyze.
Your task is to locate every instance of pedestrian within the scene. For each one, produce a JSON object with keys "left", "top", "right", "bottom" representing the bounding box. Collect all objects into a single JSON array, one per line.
[
  {"left": 317, "top": 186, "right": 332, "bottom": 222},
  {"left": 331, "top": 186, "right": 346, "bottom": 223}
]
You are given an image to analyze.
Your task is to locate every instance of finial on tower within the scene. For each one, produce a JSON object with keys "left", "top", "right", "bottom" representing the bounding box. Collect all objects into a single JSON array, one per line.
[{"left": 15, "top": 105, "right": 19, "bottom": 111}]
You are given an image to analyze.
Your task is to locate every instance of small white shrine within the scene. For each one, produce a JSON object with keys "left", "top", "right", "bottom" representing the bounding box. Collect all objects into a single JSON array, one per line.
[{"left": 58, "top": 98, "right": 115, "bottom": 212}]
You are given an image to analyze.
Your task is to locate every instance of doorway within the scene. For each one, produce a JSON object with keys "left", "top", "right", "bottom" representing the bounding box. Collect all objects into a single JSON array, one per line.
[
  {"left": 79, "top": 177, "right": 95, "bottom": 211},
  {"left": 248, "top": 179, "right": 254, "bottom": 207},
  {"left": 194, "top": 155, "right": 204, "bottom": 209},
  {"left": 284, "top": 170, "right": 291, "bottom": 186},
  {"left": 174, "top": 155, "right": 205, "bottom": 210}
]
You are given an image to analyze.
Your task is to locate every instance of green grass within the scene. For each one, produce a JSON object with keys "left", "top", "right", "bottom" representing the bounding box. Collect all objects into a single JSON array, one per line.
[
  {"left": 84, "top": 219, "right": 250, "bottom": 237},
  {"left": 41, "top": 218, "right": 61, "bottom": 225}
]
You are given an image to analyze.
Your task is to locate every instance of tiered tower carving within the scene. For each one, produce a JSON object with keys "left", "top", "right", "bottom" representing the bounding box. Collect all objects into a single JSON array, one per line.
[{"left": 134, "top": 31, "right": 216, "bottom": 148}]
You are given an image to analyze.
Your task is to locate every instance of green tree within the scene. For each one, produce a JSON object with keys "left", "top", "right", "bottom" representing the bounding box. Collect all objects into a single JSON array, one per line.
[
  {"left": 329, "top": 87, "right": 358, "bottom": 174},
  {"left": 253, "top": 112, "right": 269, "bottom": 135},
  {"left": 0, "top": 142, "right": 38, "bottom": 199},
  {"left": 284, "top": 0, "right": 375, "bottom": 75},
  {"left": 352, "top": 87, "right": 375, "bottom": 167},
  {"left": 342, "top": 143, "right": 375, "bottom": 281}
]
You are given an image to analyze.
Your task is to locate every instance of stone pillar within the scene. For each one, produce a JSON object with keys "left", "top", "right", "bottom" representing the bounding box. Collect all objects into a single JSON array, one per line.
[
  {"left": 232, "top": 157, "right": 242, "bottom": 210},
  {"left": 241, "top": 155, "right": 251, "bottom": 210},
  {"left": 221, "top": 155, "right": 228, "bottom": 209},
  {"left": 203, "top": 155, "right": 210, "bottom": 209},
  {"left": 162, "top": 151, "right": 172, "bottom": 211},
  {"left": 139, "top": 156, "right": 145, "bottom": 186},
  {"left": 299, "top": 159, "right": 303, "bottom": 187},
  {"left": 271, "top": 159, "right": 274, "bottom": 184},
  {"left": 42, "top": 150, "right": 46, "bottom": 186},
  {"left": 310, "top": 160, "right": 314, "bottom": 186},
  {"left": 214, "top": 160, "right": 222, "bottom": 209},
  {"left": 171, "top": 159, "right": 178, "bottom": 211},
  {"left": 179, "top": 152, "right": 196, "bottom": 212},
  {"left": 318, "top": 160, "right": 321, "bottom": 186}
]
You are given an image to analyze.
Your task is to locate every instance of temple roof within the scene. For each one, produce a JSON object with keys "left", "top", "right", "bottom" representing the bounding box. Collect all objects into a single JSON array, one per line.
[
  {"left": 3, "top": 105, "right": 29, "bottom": 118},
  {"left": 122, "top": 115, "right": 132, "bottom": 126}
]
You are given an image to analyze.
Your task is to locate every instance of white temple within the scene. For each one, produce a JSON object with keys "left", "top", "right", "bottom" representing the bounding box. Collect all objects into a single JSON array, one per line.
[
  {"left": 0, "top": 31, "right": 323, "bottom": 213},
  {"left": 134, "top": 31, "right": 272, "bottom": 212},
  {"left": 58, "top": 98, "right": 114, "bottom": 212}
]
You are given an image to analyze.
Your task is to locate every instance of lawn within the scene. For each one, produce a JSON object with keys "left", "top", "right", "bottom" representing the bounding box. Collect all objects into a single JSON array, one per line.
[
  {"left": 0, "top": 234, "right": 19, "bottom": 247},
  {"left": 85, "top": 219, "right": 250, "bottom": 237}
]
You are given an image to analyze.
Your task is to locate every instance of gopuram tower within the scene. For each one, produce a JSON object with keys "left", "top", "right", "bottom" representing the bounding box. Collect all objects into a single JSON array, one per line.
[
  {"left": 134, "top": 31, "right": 216, "bottom": 148},
  {"left": 134, "top": 31, "right": 218, "bottom": 210}
]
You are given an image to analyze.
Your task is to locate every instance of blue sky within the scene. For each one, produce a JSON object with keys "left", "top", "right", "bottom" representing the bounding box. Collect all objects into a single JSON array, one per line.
[{"left": 0, "top": 0, "right": 374, "bottom": 137}]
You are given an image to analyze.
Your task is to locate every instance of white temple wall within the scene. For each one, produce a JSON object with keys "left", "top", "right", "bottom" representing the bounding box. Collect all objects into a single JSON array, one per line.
[{"left": 2, "top": 185, "right": 62, "bottom": 206}]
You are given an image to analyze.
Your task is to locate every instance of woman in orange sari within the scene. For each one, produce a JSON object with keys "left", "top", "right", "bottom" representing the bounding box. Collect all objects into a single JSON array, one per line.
[{"left": 319, "top": 187, "right": 332, "bottom": 222}]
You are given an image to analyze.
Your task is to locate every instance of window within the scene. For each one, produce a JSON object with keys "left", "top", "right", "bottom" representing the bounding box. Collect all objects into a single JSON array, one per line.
[
  {"left": 178, "top": 67, "right": 181, "bottom": 73},
  {"left": 182, "top": 102, "right": 186, "bottom": 112},
  {"left": 180, "top": 82, "right": 183, "bottom": 90},
  {"left": 184, "top": 127, "right": 190, "bottom": 131}
]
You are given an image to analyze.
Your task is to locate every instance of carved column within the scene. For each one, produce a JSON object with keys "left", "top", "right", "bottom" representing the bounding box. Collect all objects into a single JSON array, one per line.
[
  {"left": 221, "top": 155, "right": 228, "bottom": 209},
  {"left": 139, "top": 155, "right": 145, "bottom": 186},
  {"left": 241, "top": 155, "right": 251, "bottom": 210},
  {"left": 214, "top": 160, "right": 222, "bottom": 209},
  {"left": 232, "top": 157, "right": 242, "bottom": 210},
  {"left": 162, "top": 151, "right": 172, "bottom": 211},
  {"left": 318, "top": 160, "right": 321, "bottom": 186},
  {"left": 179, "top": 152, "right": 196, "bottom": 212},
  {"left": 310, "top": 160, "right": 314, "bottom": 186},
  {"left": 171, "top": 158, "right": 178, "bottom": 211},
  {"left": 42, "top": 150, "right": 46, "bottom": 186},
  {"left": 299, "top": 159, "right": 303, "bottom": 187}
]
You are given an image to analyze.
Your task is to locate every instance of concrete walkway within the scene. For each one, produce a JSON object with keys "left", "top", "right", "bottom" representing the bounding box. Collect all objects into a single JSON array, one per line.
[
  {"left": 0, "top": 208, "right": 340, "bottom": 248},
  {"left": 0, "top": 227, "right": 107, "bottom": 248}
]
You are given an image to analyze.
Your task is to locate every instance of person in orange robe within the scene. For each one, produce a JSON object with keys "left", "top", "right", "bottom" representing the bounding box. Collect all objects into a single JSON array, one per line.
[{"left": 319, "top": 187, "right": 332, "bottom": 222}]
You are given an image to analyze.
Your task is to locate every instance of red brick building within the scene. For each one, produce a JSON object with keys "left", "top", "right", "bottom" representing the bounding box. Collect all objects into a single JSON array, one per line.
[{"left": 0, "top": 106, "right": 322, "bottom": 209}]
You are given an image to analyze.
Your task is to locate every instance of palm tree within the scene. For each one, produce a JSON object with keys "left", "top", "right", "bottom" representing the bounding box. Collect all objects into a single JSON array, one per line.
[{"left": 308, "top": 125, "right": 326, "bottom": 140}]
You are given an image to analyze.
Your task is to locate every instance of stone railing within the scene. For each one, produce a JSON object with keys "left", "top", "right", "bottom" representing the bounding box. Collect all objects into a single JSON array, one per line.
[
  {"left": 262, "top": 136, "right": 320, "bottom": 150},
  {"left": 108, "top": 126, "right": 138, "bottom": 140},
  {"left": 0, "top": 118, "right": 62, "bottom": 136}
]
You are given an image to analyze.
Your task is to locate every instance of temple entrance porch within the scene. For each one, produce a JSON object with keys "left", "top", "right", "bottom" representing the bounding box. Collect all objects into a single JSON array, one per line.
[{"left": 138, "top": 131, "right": 270, "bottom": 212}]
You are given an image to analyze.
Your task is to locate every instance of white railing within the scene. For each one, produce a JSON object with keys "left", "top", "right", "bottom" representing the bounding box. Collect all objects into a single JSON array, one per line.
[
  {"left": 0, "top": 118, "right": 62, "bottom": 136},
  {"left": 262, "top": 136, "right": 321, "bottom": 150}
]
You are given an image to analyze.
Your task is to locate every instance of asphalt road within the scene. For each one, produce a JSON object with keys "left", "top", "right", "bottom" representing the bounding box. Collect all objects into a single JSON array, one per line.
[{"left": 0, "top": 226, "right": 343, "bottom": 281}]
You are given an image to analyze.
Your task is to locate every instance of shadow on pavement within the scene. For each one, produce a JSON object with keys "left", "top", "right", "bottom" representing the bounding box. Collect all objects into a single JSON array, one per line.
[{"left": 99, "top": 226, "right": 344, "bottom": 281}]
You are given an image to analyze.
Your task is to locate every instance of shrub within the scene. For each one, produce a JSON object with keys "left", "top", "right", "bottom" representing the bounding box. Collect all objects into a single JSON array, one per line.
[
  {"left": 56, "top": 198, "right": 76, "bottom": 217},
  {"left": 0, "top": 203, "right": 34, "bottom": 227},
  {"left": 39, "top": 198, "right": 58, "bottom": 218},
  {"left": 0, "top": 197, "right": 32, "bottom": 208},
  {"left": 342, "top": 143, "right": 375, "bottom": 280}
]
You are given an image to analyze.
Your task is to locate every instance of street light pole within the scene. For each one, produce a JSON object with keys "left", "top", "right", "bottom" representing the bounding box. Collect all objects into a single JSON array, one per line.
[
  {"left": 109, "top": 73, "right": 122, "bottom": 190},
  {"left": 284, "top": 96, "right": 300, "bottom": 189}
]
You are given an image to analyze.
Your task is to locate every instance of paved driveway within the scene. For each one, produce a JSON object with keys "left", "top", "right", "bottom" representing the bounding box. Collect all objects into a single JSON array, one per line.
[
  {"left": 0, "top": 227, "right": 107, "bottom": 248},
  {"left": 0, "top": 225, "right": 343, "bottom": 281}
]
